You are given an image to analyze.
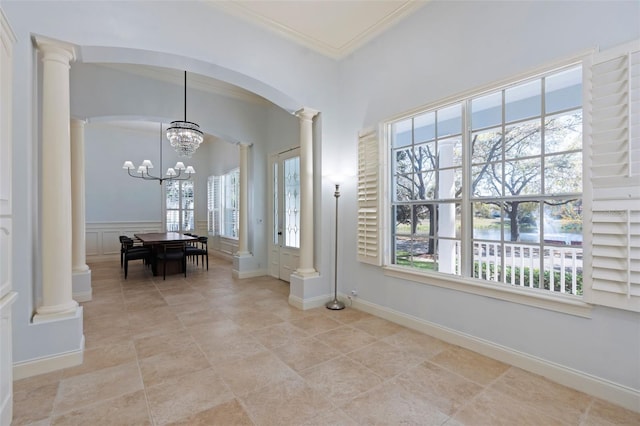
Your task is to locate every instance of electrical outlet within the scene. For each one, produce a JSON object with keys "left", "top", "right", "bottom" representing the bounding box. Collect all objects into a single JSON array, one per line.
[{"left": 351, "top": 290, "right": 358, "bottom": 297}]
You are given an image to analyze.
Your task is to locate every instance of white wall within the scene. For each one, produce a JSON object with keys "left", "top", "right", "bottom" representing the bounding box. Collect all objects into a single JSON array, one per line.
[
  {"left": 2, "top": 0, "right": 338, "bottom": 370},
  {"left": 3, "top": 0, "right": 639, "bottom": 408},
  {"left": 334, "top": 0, "right": 640, "bottom": 398}
]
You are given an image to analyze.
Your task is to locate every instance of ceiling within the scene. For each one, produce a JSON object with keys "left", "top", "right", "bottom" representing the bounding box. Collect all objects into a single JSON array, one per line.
[
  {"left": 209, "top": 0, "right": 428, "bottom": 59},
  {"left": 95, "top": 1, "right": 428, "bottom": 135}
]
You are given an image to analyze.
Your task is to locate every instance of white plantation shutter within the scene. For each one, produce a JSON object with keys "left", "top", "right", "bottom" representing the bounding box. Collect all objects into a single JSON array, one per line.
[
  {"left": 207, "top": 176, "right": 215, "bottom": 234},
  {"left": 212, "top": 176, "right": 221, "bottom": 236},
  {"left": 357, "top": 129, "right": 381, "bottom": 265},
  {"left": 586, "top": 39, "right": 640, "bottom": 312}
]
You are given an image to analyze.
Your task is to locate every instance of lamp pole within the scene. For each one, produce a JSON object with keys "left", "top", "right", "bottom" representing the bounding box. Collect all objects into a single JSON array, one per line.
[{"left": 326, "top": 183, "right": 345, "bottom": 310}]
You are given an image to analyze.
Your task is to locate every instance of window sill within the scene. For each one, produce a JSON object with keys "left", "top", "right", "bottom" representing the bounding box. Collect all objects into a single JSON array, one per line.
[{"left": 382, "top": 265, "right": 593, "bottom": 318}]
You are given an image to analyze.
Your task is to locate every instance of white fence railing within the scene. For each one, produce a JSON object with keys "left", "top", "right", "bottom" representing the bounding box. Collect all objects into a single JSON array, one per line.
[{"left": 473, "top": 241, "right": 583, "bottom": 295}]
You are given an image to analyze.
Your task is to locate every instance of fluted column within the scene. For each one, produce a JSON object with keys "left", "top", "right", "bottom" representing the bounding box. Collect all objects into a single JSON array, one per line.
[
  {"left": 237, "top": 143, "right": 251, "bottom": 255},
  {"left": 33, "top": 36, "right": 78, "bottom": 320},
  {"left": 71, "top": 118, "right": 89, "bottom": 273},
  {"left": 295, "top": 108, "right": 318, "bottom": 276}
]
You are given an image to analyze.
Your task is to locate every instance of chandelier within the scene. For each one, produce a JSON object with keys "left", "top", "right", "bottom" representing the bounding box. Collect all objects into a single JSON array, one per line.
[
  {"left": 166, "top": 71, "right": 203, "bottom": 158},
  {"left": 122, "top": 122, "right": 196, "bottom": 184}
]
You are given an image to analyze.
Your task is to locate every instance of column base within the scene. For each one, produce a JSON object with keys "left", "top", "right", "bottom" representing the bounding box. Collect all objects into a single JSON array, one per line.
[
  {"left": 232, "top": 252, "right": 265, "bottom": 278},
  {"left": 289, "top": 272, "right": 328, "bottom": 310},
  {"left": 72, "top": 268, "right": 92, "bottom": 302},
  {"left": 33, "top": 300, "right": 79, "bottom": 323}
]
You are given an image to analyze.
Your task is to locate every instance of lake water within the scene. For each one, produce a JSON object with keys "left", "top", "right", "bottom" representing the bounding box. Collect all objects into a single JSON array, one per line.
[{"left": 473, "top": 229, "right": 582, "bottom": 244}]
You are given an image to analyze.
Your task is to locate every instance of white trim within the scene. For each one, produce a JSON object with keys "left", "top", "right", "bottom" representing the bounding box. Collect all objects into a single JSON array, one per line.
[
  {"left": 86, "top": 221, "right": 162, "bottom": 257},
  {"left": 288, "top": 293, "right": 330, "bottom": 310},
  {"left": 232, "top": 268, "right": 268, "bottom": 279},
  {"left": 209, "top": 1, "right": 425, "bottom": 60},
  {"left": 384, "top": 265, "right": 592, "bottom": 318},
  {"left": 13, "top": 336, "right": 84, "bottom": 380},
  {"left": 381, "top": 53, "right": 593, "bottom": 318},
  {"left": 73, "top": 290, "right": 92, "bottom": 303},
  {"left": 350, "top": 297, "right": 639, "bottom": 413}
]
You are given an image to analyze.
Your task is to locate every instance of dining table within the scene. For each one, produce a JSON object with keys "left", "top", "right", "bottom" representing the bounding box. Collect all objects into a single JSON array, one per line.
[{"left": 134, "top": 232, "right": 197, "bottom": 276}]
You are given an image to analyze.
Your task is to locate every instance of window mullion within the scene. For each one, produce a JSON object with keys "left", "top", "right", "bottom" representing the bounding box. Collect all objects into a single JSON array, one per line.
[{"left": 461, "top": 99, "right": 473, "bottom": 277}]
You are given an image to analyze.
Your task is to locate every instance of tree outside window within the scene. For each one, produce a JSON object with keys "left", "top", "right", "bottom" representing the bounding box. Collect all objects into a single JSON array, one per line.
[
  {"left": 390, "top": 65, "right": 583, "bottom": 295},
  {"left": 166, "top": 180, "right": 194, "bottom": 232}
]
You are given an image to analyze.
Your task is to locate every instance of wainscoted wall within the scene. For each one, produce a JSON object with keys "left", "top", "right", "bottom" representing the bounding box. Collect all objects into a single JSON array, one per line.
[{"left": 85, "top": 221, "right": 231, "bottom": 259}]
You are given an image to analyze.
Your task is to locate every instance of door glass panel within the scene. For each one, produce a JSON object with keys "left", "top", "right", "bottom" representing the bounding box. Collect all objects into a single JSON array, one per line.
[
  {"left": 284, "top": 156, "right": 300, "bottom": 248},
  {"left": 273, "top": 163, "right": 279, "bottom": 245}
]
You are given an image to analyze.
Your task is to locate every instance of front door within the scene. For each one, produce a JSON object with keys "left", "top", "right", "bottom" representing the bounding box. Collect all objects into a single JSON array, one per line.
[{"left": 269, "top": 148, "right": 300, "bottom": 281}]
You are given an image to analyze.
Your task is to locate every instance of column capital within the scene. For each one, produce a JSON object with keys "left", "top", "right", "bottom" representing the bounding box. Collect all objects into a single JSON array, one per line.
[
  {"left": 33, "top": 35, "right": 76, "bottom": 64},
  {"left": 295, "top": 107, "right": 319, "bottom": 121}
]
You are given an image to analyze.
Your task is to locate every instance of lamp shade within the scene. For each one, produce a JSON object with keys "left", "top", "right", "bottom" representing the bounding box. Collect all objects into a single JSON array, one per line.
[
  {"left": 141, "top": 160, "right": 154, "bottom": 168},
  {"left": 122, "top": 161, "right": 134, "bottom": 169}
]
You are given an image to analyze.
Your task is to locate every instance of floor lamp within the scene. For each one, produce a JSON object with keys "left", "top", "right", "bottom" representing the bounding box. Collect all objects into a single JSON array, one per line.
[{"left": 326, "top": 183, "right": 345, "bottom": 310}]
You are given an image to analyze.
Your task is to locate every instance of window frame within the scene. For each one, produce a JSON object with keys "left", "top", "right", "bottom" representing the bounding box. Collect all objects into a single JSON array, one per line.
[
  {"left": 210, "top": 168, "right": 240, "bottom": 240},
  {"left": 164, "top": 179, "right": 195, "bottom": 233},
  {"left": 381, "top": 55, "right": 593, "bottom": 318}
]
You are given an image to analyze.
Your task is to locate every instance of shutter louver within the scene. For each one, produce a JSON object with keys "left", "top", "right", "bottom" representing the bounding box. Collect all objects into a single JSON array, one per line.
[
  {"left": 357, "top": 129, "right": 381, "bottom": 265},
  {"left": 213, "top": 176, "right": 220, "bottom": 236},
  {"left": 588, "top": 39, "right": 640, "bottom": 312}
]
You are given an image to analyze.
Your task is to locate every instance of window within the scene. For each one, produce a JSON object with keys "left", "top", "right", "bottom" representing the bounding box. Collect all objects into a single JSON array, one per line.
[
  {"left": 389, "top": 65, "right": 584, "bottom": 296},
  {"left": 209, "top": 169, "right": 239, "bottom": 239},
  {"left": 165, "top": 180, "right": 194, "bottom": 232}
]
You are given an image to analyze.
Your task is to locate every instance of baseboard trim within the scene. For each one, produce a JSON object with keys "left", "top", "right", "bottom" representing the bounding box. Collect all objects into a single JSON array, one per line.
[
  {"left": 73, "top": 290, "right": 92, "bottom": 303},
  {"left": 288, "top": 294, "right": 330, "bottom": 310},
  {"left": 350, "top": 297, "right": 640, "bottom": 413},
  {"left": 13, "top": 336, "right": 85, "bottom": 380},
  {"left": 232, "top": 269, "right": 268, "bottom": 279}
]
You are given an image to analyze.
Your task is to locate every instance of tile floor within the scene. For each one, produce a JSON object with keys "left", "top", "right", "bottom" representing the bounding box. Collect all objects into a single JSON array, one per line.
[{"left": 11, "top": 256, "right": 640, "bottom": 425}]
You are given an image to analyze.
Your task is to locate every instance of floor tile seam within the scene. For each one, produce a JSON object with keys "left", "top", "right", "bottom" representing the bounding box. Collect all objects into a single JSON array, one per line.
[
  {"left": 344, "top": 349, "right": 431, "bottom": 383},
  {"left": 466, "top": 377, "right": 577, "bottom": 424},
  {"left": 288, "top": 349, "right": 345, "bottom": 378},
  {"left": 440, "top": 372, "right": 492, "bottom": 422},
  {"left": 485, "top": 365, "right": 592, "bottom": 417},
  {"left": 135, "top": 340, "right": 209, "bottom": 365},
  {"left": 425, "top": 354, "right": 508, "bottom": 389},
  {"left": 240, "top": 359, "right": 349, "bottom": 422},
  {"left": 11, "top": 384, "right": 60, "bottom": 425},
  {"left": 297, "top": 353, "right": 389, "bottom": 403},
  {"left": 576, "top": 397, "right": 598, "bottom": 426},
  {"left": 140, "top": 362, "right": 215, "bottom": 396},
  {"left": 50, "top": 368, "right": 146, "bottom": 419},
  {"left": 135, "top": 342, "right": 175, "bottom": 426},
  {"left": 49, "top": 388, "right": 153, "bottom": 425}
]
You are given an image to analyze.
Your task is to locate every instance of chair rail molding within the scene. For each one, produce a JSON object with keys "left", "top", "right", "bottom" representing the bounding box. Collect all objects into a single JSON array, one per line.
[{"left": 86, "top": 221, "right": 163, "bottom": 258}]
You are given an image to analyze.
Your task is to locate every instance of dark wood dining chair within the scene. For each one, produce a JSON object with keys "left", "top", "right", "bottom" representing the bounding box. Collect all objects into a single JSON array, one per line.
[
  {"left": 156, "top": 242, "right": 187, "bottom": 280},
  {"left": 123, "top": 242, "right": 152, "bottom": 279},
  {"left": 185, "top": 236, "right": 208, "bottom": 270}
]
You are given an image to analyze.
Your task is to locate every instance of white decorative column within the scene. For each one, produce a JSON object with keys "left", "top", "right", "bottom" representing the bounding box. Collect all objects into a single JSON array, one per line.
[
  {"left": 71, "top": 118, "right": 91, "bottom": 301},
  {"left": 0, "top": 9, "right": 16, "bottom": 425},
  {"left": 237, "top": 143, "right": 250, "bottom": 255},
  {"left": 33, "top": 36, "right": 79, "bottom": 321},
  {"left": 294, "top": 107, "right": 318, "bottom": 276},
  {"left": 233, "top": 142, "right": 256, "bottom": 278},
  {"left": 289, "top": 108, "right": 322, "bottom": 310}
]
